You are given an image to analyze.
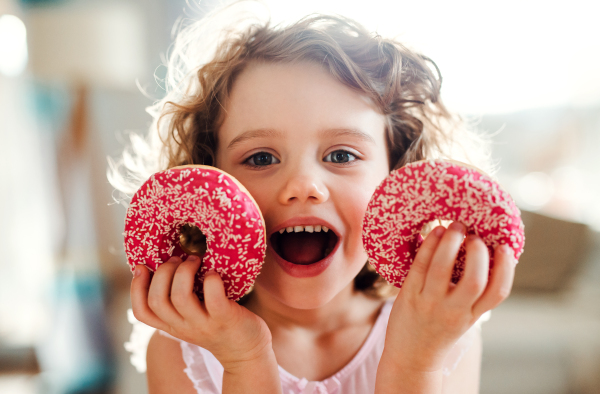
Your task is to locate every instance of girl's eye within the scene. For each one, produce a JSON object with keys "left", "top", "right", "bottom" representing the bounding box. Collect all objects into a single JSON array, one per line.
[
  {"left": 244, "top": 152, "right": 280, "bottom": 167},
  {"left": 324, "top": 150, "right": 357, "bottom": 164}
]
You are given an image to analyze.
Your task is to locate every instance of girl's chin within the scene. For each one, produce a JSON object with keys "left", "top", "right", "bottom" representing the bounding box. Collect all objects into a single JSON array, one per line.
[
  {"left": 251, "top": 250, "right": 368, "bottom": 310},
  {"left": 254, "top": 269, "right": 355, "bottom": 310}
]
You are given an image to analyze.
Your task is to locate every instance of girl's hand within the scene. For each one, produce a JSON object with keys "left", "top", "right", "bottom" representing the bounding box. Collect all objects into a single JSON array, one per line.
[
  {"left": 382, "top": 222, "right": 516, "bottom": 374},
  {"left": 130, "top": 256, "right": 273, "bottom": 373}
]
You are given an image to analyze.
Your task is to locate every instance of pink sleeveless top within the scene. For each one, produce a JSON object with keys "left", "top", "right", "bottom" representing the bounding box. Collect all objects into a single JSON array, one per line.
[{"left": 125, "top": 300, "right": 487, "bottom": 394}]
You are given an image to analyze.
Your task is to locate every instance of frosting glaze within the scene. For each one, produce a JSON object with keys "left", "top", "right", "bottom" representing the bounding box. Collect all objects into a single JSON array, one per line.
[
  {"left": 124, "top": 165, "right": 266, "bottom": 301},
  {"left": 362, "top": 160, "right": 524, "bottom": 288}
]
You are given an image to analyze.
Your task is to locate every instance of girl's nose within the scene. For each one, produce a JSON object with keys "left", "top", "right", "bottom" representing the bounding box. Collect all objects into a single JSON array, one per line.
[{"left": 278, "top": 172, "right": 329, "bottom": 205}]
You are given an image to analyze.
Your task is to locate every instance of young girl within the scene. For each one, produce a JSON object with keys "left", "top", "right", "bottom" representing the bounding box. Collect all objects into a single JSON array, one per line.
[{"left": 112, "top": 3, "right": 516, "bottom": 393}]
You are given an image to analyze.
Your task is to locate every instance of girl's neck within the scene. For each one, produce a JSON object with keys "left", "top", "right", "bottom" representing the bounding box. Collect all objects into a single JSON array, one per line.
[{"left": 244, "top": 282, "right": 383, "bottom": 335}]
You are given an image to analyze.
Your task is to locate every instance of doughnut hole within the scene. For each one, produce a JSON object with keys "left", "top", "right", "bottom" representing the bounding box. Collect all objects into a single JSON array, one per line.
[{"left": 179, "top": 224, "right": 207, "bottom": 258}]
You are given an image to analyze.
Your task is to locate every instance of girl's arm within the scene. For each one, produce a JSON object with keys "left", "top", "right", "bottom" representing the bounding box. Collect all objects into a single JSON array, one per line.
[
  {"left": 441, "top": 328, "right": 482, "bottom": 394},
  {"left": 377, "top": 321, "right": 484, "bottom": 394},
  {"left": 376, "top": 222, "right": 515, "bottom": 394},
  {"left": 132, "top": 256, "right": 282, "bottom": 394}
]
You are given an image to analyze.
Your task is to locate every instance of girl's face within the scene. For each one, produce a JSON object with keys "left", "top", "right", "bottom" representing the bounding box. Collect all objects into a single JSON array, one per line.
[{"left": 217, "top": 61, "right": 390, "bottom": 309}]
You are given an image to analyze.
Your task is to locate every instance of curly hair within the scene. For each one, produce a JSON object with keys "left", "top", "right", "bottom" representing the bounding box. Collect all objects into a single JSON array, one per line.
[{"left": 109, "top": 2, "right": 492, "bottom": 298}]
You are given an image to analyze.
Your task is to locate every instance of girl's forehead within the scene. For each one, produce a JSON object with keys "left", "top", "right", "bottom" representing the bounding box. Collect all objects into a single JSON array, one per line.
[
  {"left": 230, "top": 60, "right": 373, "bottom": 102},
  {"left": 218, "top": 61, "right": 385, "bottom": 147}
]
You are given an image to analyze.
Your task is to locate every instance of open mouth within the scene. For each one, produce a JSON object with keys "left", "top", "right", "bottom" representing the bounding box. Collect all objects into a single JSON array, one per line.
[{"left": 270, "top": 226, "right": 339, "bottom": 265}]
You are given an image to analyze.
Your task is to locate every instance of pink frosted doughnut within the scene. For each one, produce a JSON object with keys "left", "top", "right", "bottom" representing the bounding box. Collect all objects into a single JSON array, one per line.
[
  {"left": 362, "top": 160, "right": 524, "bottom": 288},
  {"left": 124, "top": 165, "right": 266, "bottom": 301}
]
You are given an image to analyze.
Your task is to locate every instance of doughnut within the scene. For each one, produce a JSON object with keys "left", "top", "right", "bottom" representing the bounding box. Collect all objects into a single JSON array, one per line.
[
  {"left": 124, "top": 165, "right": 266, "bottom": 301},
  {"left": 362, "top": 160, "right": 524, "bottom": 288}
]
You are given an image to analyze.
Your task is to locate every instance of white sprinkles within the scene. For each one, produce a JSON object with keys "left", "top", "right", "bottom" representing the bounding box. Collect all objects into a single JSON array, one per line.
[
  {"left": 362, "top": 160, "right": 525, "bottom": 288},
  {"left": 124, "top": 166, "right": 266, "bottom": 301}
]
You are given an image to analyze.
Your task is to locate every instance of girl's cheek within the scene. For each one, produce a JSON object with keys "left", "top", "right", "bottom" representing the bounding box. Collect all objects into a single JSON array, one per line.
[{"left": 239, "top": 178, "right": 274, "bottom": 221}]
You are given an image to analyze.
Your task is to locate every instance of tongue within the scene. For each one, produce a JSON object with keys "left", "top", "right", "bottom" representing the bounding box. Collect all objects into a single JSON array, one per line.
[{"left": 280, "top": 232, "right": 327, "bottom": 265}]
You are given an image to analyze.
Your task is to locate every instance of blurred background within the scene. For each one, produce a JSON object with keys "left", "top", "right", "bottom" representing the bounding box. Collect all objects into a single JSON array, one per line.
[{"left": 0, "top": 0, "right": 598, "bottom": 393}]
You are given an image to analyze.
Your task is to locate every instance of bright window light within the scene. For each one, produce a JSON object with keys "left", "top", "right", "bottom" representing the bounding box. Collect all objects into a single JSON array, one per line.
[
  {"left": 0, "top": 14, "right": 28, "bottom": 77},
  {"left": 263, "top": 0, "right": 600, "bottom": 114},
  {"left": 515, "top": 172, "right": 554, "bottom": 210}
]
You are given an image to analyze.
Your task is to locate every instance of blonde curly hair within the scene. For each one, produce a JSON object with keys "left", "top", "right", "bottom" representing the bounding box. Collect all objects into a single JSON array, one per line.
[{"left": 109, "top": 2, "right": 492, "bottom": 298}]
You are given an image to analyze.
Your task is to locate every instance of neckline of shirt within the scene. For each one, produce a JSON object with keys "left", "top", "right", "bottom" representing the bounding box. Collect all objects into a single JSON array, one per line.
[{"left": 277, "top": 298, "right": 394, "bottom": 386}]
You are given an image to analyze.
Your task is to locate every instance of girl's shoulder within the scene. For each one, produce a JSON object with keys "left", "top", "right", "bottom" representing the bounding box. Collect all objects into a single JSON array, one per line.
[
  {"left": 146, "top": 331, "right": 198, "bottom": 394},
  {"left": 125, "top": 308, "right": 222, "bottom": 393},
  {"left": 151, "top": 330, "right": 225, "bottom": 393}
]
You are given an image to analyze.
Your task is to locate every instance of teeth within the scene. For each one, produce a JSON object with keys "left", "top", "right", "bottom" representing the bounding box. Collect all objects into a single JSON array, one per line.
[{"left": 278, "top": 225, "right": 329, "bottom": 234}]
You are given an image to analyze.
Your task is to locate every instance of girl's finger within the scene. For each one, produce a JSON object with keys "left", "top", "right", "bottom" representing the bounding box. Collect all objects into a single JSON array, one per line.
[
  {"left": 171, "top": 256, "right": 208, "bottom": 320},
  {"left": 403, "top": 225, "right": 446, "bottom": 294},
  {"left": 203, "top": 270, "right": 232, "bottom": 321},
  {"left": 147, "top": 257, "right": 185, "bottom": 325},
  {"left": 130, "top": 264, "right": 170, "bottom": 332},
  {"left": 450, "top": 235, "right": 489, "bottom": 306},
  {"left": 422, "top": 221, "right": 466, "bottom": 298},
  {"left": 472, "top": 244, "right": 515, "bottom": 317}
]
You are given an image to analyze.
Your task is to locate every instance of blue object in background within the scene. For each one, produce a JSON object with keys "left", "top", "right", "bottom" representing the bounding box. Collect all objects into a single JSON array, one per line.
[
  {"left": 19, "top": 0, "right": 65, "bottom": 6},
  {"left": 37, "top": 270, "right": 115, "bottom": 394}
]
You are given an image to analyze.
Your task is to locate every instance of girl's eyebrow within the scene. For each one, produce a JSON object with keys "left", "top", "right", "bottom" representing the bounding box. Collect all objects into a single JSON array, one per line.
[
  {"left": 227, "top": 128, "right": 283, "bottom": 150},
  {"left": 321, "top": 128, "right": 376, "bottom": 144},
  {"left": 226, "top": 127, "right": 376, "bottom": 150}
]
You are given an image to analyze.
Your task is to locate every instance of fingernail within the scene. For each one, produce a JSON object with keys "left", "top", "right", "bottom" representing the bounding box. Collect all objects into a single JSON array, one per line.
[
  {"left": 187, "top": 255, "right": 199, "bottom": 263},
  {"left": 449, "top": 222, "right": 466, "bottom": 234},
  {"left": 499, "top": 245, "right": 517, "bottom": 263},
  {"left": 467, "top": 234, "right": 478, "bottom": 242},
  {"left": 134, "top": 266, "right": 141, "bottom": 277},
  {"left": 204, "top": 269, "right": 216, "bottom": 278},
  {"left": 433, "top": 226, "right": 445, "bottom": 237}
]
